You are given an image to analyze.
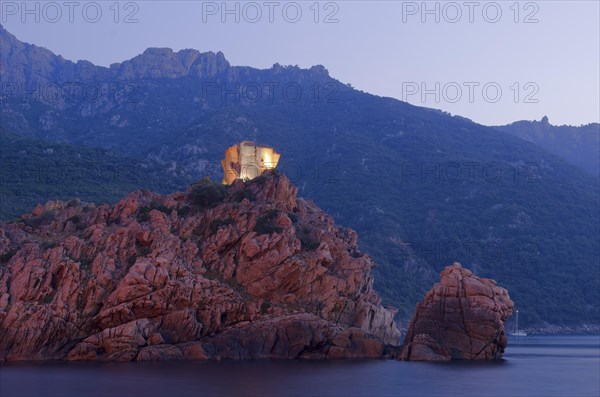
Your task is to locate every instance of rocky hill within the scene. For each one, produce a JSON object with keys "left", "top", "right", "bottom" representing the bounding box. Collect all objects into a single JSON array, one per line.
[
  {"left": 0, "top": 172, "right": 400, "bottom": 361},
  {"left": 400, "top": 263, "right": 513, "bottom": 361}
]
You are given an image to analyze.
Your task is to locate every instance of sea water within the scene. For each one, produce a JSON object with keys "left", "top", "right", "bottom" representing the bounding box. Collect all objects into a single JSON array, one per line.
[{"left": 1, "top": 335, "right": 598, "bottom": 397}]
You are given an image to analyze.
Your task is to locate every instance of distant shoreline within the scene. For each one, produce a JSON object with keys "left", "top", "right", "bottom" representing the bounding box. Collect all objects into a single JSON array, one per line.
[
  {"left": 396, "top": 324, "right": 600, "bottom": 337},
  {"left": 524, "top": 327, "right": 600, "bottom": 336}
]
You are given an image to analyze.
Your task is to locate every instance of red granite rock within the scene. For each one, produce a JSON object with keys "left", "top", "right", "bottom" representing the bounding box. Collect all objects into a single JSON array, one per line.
[
  {"left": 0, "top": 171, "right": 400, "bottom": 361},
  {"left": 399, "top": 263, "right": 513, "bottom": 361}
]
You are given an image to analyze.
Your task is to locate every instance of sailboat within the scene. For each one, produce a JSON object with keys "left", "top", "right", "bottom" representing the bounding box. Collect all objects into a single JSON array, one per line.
[{"left": 509, "top": 309, "right": 527, "bottom": 337}]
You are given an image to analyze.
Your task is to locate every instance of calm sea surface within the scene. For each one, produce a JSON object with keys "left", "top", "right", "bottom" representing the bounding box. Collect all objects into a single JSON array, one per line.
[{"left": 1, "top": 336, "right": 598, "bottom": 397}]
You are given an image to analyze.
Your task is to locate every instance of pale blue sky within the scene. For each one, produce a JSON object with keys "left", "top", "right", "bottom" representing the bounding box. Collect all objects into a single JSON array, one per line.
[{"left": 2, "top": 0, "right": 599, "bottom": 126}]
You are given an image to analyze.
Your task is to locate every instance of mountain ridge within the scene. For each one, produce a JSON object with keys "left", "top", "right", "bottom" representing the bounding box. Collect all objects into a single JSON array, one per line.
[
  {"left": 495, "top": 116, "right": 599, "bottom": 176},
  {"left": 0, "top": 24, "right": 331, "bottom": 85}
]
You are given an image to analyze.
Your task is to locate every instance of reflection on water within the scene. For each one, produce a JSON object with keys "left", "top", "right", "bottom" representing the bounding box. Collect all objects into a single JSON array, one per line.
[{"left": 1, "top": 336, "right": 598, "bottom": 397}]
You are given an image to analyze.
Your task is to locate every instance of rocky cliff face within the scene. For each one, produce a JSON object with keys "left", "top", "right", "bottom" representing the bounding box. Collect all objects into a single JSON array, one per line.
[
  {"left": 108, "top": 48, "right": 230, "bottom": 80},
  {"left": 0, "top": 24, "right": 228, "bottom": 83},
  {"left": 0, "top": 24, "right": 328, "bottom": 88},
  {"left": 0, "top": 172, "right": 400, "bottom": 361},
  {"left": 399, "top": 263, "right": 513, "bottom": 361}
]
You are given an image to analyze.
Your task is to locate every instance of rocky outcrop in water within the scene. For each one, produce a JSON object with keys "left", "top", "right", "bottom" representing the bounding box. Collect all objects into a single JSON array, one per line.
[
  {"left": 0, "top": 172, "right": 400, "bottom": 361},
  {"left": 399, "top": 263, "right": 513, "bottom": 361}
]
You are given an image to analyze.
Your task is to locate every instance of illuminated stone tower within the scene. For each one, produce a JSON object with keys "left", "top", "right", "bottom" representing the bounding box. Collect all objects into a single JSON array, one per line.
[{"left": 221, "top": 141, "right": 281, "bottom": 185}]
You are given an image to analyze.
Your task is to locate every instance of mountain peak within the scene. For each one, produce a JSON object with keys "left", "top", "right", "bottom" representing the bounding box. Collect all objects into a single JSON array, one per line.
[
  {"left": 142, "top": 47, "right": 175, "bottom": 56},
  {"left": 109, "top": 47, "right": 230, "bottom": 79},
  {"left": 270, "top": 62, "right": 330, "bottom": 78}
]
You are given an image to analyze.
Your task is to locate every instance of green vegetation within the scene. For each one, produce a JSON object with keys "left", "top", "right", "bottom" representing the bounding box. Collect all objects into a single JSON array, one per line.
[
  {"left": 287, "top": 212, "right": 298, "bottom": 223},
  {"left": 40, "top": 294, "right": 53, "bottom": 304},
  {"left": 41, "top": 241, "right": 58, "bottom": 250},
  {"left": 254, "top": 209, "right": 283, "bottom": 235},
  {"left": 79, "top": 256, "right": 94, "bottom": 270},
  {"left": 66, "top": 198, "right": 80, "bottom": 208},
  {"left": 188, "top": 178, "right": 227, "bottom": 210},
  {"left": 137, "top": 200, "right": 171, "bottom": 222},
  {"left": 0, "top": 131, "right": 183, "bottom": 220},
  {"left": 231, "top": 189, "right": 255, "bottom": 203},
  {"left": 136, "top": 241, "right": 151, "bottom": 257},
  {"left": 137, "top": 209, "right": 152, "bottom": 223},
  {"left": 22, "top": 210, "right": 58, "bottom": 229},
  {"left": 0, "top": 250, "right": 17, "bottom": 265},
  {"left": 251, "top": 173, "right": 269, "bottom": 187},
  {"left": 299, "top": 227, "right": 319, "bottom": 251},
  {"left": 210, "top": 218, "right": 235, "bottom": 233},
  {"left": 260, "top": 300, "right": 271, "bottom": 314},
  {"left": 127, "top": 255, "right": 137, "bottom": 266},
  {"left": 67, "top": 214, "right": 82, "bottom": 225},
  {"left": 176, "top": 206, "right": 192, "bottom": 217}
]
